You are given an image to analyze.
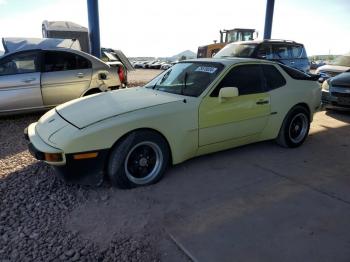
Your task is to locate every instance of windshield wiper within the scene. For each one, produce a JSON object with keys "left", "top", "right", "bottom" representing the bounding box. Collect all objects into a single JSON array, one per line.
[{"left": 181, "top": 72, "right": 188, "bottom": 95}]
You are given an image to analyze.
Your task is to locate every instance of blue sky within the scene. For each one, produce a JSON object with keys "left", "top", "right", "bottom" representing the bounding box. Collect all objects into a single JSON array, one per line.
[{"left": 0, "top": 0, "right": 349, "bottom": 57}]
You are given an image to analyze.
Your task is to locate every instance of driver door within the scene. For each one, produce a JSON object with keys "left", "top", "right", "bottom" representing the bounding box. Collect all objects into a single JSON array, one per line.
[{"left": 198, "top": 64, "right": 270, "bottom": 146}]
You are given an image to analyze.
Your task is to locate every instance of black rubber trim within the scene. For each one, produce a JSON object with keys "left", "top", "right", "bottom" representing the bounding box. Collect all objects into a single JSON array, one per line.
[
  {"left": 53, "top": 149, "right": 109, "bottom": 186},
  {"left": 28, "top": 143, "right": 45, "bottom": 160},
  {"left": 24, "top": 127, "right": 29, "bottom": 141}
]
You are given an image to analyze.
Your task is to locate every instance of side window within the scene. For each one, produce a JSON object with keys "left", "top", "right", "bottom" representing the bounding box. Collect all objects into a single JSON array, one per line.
[
  {"left": 273, "top": 44, "right": 291, "bottom": 59},
  {"left": 261, "top": 64, "right": 286, "bottom": 91},
  {"left": 211, "top": 64, "right": 264, "bottom": 97},
  {"left": 44, "top": 51, "right": 91, "bottom": 72},
  {"left": 291, "top": 45, "right": 305, "bottom": 59},
  {"left": 0, "top": 52, "right": 39, "bottom": 76},
  {"left": 76, "top": 55, "right": 92, "bottom": 69},
  {"left": 256, "top": 44, "right": 273, "bottom": 59}
]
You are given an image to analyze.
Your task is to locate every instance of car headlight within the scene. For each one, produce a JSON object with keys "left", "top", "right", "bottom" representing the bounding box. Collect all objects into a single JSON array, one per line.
[{"left": 322, "top": 80, "right": 330, "bottom": 91}]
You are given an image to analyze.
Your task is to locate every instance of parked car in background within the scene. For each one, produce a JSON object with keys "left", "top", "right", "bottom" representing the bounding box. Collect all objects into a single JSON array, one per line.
[
  {"left": 310, "top": 61, "right": 318, "bottom": 70},
  {"left": 160, "top": 61, "right": 178, "bottom": 70},
  {"left": 321, "top": 72, "right": 350, "bottom": 110},
  {"left": 149, "top": 61, "right": 166, "bottom": 69},
  {"left": 144, "top": 61, "right": 159, "bottom": 69},
  {"left": 160, "top": 63, "right": 172, "bottom": 70},
  {"left": 0, "top": 48, "right": 121, "bottom": 116},
  {"left": 316, "top": 55, "right": 350, "bottom": 82},
  {"left": 214, "top": 39, "right": 310, "bottom": 73},
  {"left": 133, "top": 61, "right": 148, "bottom": 69},
  {"left": 25, "top": 58, "right": 321, "bottom": 188}
]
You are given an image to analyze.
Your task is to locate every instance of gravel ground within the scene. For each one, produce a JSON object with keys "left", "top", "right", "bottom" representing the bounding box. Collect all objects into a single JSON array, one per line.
[
  {"left": 0, "top": 71, "right": 178, "bottom": 262},
  {"left": 0, "top": 114, "right": 162, "bottom": 262}
]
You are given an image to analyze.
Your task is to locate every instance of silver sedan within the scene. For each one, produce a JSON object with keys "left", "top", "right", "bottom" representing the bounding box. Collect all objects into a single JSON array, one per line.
[{"left": 0, "top": 48, "right": 121, "bottom": 115}]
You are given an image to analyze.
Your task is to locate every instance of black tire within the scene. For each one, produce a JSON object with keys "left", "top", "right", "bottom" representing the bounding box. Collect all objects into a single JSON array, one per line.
[
  {"left": 276, "top": 105, "right": 310, "bottom": 148},
  {"left": 107, "top": 130, "right": 170, "bottom": 189}
]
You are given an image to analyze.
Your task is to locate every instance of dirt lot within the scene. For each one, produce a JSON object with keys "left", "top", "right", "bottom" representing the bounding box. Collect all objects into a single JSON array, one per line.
[
  {"left": 1, "top": 74, "right": 350, "bottom": 261},
  {"left": 128, "top": 69, "right": 162, "bottom": 87}
]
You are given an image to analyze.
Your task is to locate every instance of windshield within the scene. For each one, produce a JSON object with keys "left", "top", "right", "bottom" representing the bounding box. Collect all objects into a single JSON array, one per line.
[
  {"left": 334, "top": 55, "right": 350, "bottom": 67},
  {"left": 214, "top": 43, "right": 257, "bottom": 58},
  {"left": 144, "top": 62, "right": 224, "bottom": 97}
]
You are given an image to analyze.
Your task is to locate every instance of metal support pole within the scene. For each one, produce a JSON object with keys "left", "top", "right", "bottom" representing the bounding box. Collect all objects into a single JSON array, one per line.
[
  {"left": 263, "top": 0, "right": 275, "bottom": 39},
  {"left": 87, "top": 0, "right": 101, "bottom": 58}
]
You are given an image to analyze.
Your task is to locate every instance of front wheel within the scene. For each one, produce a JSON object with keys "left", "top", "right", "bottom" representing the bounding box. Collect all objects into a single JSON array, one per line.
[
  {"left": 107, "top": 130, "right": 170, "bottom": 189},
  {"left": 276, "top": 106, "right": 310, "bottom": 148}
]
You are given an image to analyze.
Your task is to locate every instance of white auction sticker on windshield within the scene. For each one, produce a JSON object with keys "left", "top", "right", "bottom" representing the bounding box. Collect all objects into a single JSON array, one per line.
[{"left": 195, "top": 66, "right": 218, "bottom": 74}]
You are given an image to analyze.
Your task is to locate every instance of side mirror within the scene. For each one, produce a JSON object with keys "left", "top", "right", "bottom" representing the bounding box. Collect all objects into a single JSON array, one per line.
[{"left": 219, "top": 87, "right": 239, "bottom": 103}]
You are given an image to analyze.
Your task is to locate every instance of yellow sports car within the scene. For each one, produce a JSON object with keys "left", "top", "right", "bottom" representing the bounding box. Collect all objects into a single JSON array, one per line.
[{"left": 25, "top": 58, "right": 321, "bottom": 188}]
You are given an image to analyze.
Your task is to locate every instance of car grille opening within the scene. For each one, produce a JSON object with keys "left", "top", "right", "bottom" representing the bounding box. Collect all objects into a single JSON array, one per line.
[{"left": 332, "top": 92, "right": 350, "bottom": 98}]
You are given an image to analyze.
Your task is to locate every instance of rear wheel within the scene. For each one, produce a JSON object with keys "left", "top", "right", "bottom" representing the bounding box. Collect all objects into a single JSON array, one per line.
[
  {"left": 276, "top": 106, "right": 310, "bottom": 148},
  {"left": 107, "top": 130, "right": 170, "bottom": 189}
]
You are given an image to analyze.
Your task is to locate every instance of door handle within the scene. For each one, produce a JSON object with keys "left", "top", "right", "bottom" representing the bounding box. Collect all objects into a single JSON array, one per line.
[
  {"left": 256, "top": 99, "right": 269, "bottom": 105},
  {"left": 76, "top": 73, "right": 85, "bottom": 78},
  {"left": 290, "top": 61, "right": 295, "bottom": 64},
  {"left": 21, "top": 78, "right": 36, "bottom": 83}
]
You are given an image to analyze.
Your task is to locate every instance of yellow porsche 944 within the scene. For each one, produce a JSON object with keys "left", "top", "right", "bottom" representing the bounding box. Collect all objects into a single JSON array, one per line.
[{"left": 25, "top": 58, "right": 321, "bottom": 188}]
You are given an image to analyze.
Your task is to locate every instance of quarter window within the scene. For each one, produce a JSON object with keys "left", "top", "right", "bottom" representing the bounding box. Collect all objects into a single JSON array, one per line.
[
  {"left": 44, "top": 51, "right": 91, "bottom": 72},
  {"left": 211, "top": 64, "right": 264, "bottom": 97},
  {"left": 0, "top": 52, "right": 39, "bottom": 76},
  {"left": 261, "top": 64, "right": 286, "bottom": 90}
]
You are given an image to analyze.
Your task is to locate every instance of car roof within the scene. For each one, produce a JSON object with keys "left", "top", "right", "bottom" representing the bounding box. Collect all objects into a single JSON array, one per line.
[
  {"left": 0, "top": 47, "right": 108, "bottom": 68},
  {"left": 182, "top": 57, "right": 280, "bottom": 66},
  {"left": 231, "top": 39, "right": 304, "bottom": 46}
]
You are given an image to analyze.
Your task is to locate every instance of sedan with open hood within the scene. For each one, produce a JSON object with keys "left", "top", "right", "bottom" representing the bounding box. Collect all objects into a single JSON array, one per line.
[{"left": 25, "top": 58, "right": 321, "bottom": 188}]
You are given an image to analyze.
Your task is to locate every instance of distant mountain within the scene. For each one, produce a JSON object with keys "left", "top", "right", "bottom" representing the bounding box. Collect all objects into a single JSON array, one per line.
[{"left": 169, "top": 50, "right": 196, "bottom": 61}]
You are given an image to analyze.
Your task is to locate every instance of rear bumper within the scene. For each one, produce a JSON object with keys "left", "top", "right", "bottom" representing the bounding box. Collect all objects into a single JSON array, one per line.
[{"left": 25, "top": 123, "right": 109, "bottom": 186}]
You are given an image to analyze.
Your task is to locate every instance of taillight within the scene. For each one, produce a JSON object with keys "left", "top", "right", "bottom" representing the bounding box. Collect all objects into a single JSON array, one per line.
[{"left": 118, "top": 66, "right": 125, "bottom": 83}]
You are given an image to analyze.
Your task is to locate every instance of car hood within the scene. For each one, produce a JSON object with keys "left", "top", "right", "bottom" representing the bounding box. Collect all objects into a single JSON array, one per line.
[
  {"left": 330, "top": 72, "right": 350, "bottom": 88},
  {"left": 316, "top": 64, "right": 350, "bottom": 73},
  {"left": 56, "top": 87, "right": 183, "bottom": 129}
]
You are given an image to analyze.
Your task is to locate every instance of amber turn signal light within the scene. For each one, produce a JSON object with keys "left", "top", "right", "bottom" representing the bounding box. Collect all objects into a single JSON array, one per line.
[
  {"left": 73, "top": 152, "right": 98, "bottom": 160},
  {"left": 44, "top": 153, "right": 63, "bottom": 162}
]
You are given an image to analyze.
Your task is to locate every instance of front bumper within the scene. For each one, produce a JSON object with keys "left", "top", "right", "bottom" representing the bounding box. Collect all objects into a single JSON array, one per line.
[
  {"left": 322, "top": 90, "right": 350, "bottom": 110},
  {"left": 25, "top": 124, "right": 109, "bottom": 186}
]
